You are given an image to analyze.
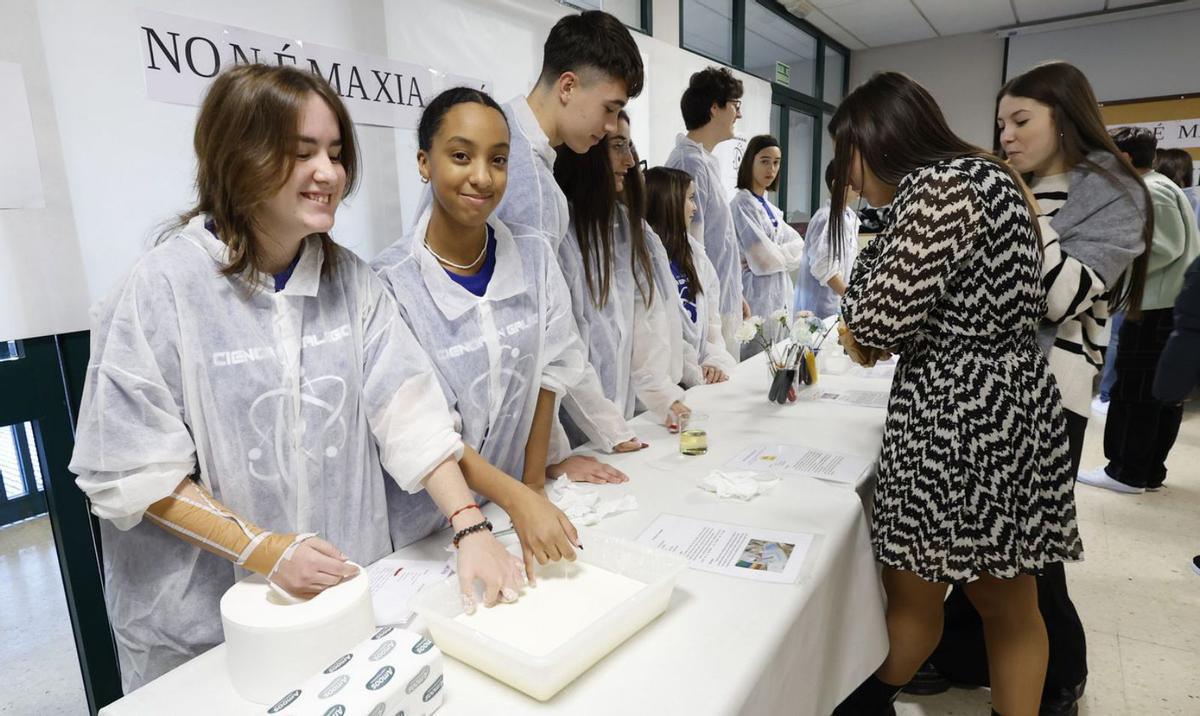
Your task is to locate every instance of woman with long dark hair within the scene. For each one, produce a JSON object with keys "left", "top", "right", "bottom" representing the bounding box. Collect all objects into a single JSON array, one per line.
[
  {"left": 645, "top": 166, "right": 737, "bottom": 384},
  {"left": 730, "top": 134, "right": 805, "bottom": 349},
  {"left": 913, "top": 62, "right": 1153, "bottom": 716},
  {"left": 553, "top": 129, "right": 690, "bottom": 437},
  {"left": 829, "top": 72, "right": 1081, "bottom": 716}
]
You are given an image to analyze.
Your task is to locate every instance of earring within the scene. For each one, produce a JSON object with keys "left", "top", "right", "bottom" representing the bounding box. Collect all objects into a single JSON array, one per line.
[{"left": 421, "top": 176, "right": 429, "bottom": 184}]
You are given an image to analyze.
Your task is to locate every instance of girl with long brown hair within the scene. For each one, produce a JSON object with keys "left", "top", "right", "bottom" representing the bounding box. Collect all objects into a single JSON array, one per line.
[
  {"left": 829, "top": 72, "right": 1081, "bottom": 716},
  {"left": 553, "top": 126, "right": 690, "bottom": 437},
  {"left": 644, "top": 166, "right": 736, "bottom": 385},
  {"left": 69, "top": 65, "right": 521, "bottom": 691}
]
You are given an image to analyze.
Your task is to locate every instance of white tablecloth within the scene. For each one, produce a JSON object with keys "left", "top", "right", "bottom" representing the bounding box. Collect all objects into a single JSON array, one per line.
[{"left": 101, "top": 354, "right": 893, "bottom": 716}]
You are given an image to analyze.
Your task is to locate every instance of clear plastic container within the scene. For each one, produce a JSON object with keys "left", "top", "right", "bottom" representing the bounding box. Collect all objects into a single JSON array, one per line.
[{"left": 410, "top": 528, "right": 687, "bottom": 701}]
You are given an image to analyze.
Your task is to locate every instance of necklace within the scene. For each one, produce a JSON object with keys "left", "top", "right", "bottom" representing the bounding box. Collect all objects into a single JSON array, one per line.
[{"left": 424, "top": 229, "right": 487, "bottom": 270}]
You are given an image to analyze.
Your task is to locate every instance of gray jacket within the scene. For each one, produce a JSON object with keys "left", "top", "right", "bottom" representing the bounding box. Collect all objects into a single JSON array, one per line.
[
  {"left": 1049, "top": 150, "right": 1148, "bottom": 286},
  {"left": 1036, "top": 151, "right": 1149, "bottom": 353}
]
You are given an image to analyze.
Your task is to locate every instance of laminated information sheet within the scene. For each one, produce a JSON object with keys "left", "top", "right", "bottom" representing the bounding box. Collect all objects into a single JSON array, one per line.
[
  {"left": 637, "top": 514, "right": 815, "bottom": 584},
  {"left": 724, "top": 444, "right": 871, "bottom": 485}
]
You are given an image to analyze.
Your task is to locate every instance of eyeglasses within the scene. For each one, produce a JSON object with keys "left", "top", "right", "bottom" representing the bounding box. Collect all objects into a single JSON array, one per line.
[
  {"left": 610, "top": 138, "right": 634, "bottom": 157},
  {"left": 730, "top": 100, "right": 742, "bottom": 112},
  {"left": 637, "top": 159, "right": 648, "bottom": 171}
]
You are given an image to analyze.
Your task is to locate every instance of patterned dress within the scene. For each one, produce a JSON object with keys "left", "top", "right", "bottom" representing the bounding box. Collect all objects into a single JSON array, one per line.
[{"left": 842, "top": 156, "right": 1083, "bottom": 583}]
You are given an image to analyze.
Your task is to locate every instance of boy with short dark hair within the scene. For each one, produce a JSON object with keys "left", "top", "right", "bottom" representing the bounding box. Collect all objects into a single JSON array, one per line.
[
  {"left": 664, "top": 66, "right": 746, "bottom": 353},
  {"left": 494, "top": 10, "right": 648, "bottom": 482}
]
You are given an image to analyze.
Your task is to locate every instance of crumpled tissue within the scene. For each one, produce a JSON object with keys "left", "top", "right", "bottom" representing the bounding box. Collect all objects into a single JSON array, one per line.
[
  {"left": 545, "top": 476, "right": 638, "bottom": 526},
  {"left": 698, "top": 470, "right": 780, "bottom": 501}
]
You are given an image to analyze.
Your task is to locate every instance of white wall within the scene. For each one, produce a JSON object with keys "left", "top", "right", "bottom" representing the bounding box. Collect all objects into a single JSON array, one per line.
[
  {"left": 1006, "top": 9, "right": 1200, "bottom": 102},
  {"left": 383, "top": 0, "right": 771, "bottom": 227},
  {"left": 3, "top": 0, "right": 771, "bottom": 340},
  {"left": 848, "top": 32, "right": 1006, "bottom": 149},
  {"left": 35, "top": 0, "right": 405, "bottom": 316},
  {"left": 0, "top": 0, "right": 91, "bottom": 339}
]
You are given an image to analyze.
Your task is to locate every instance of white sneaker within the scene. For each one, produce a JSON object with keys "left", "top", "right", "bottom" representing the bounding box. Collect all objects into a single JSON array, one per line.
[
  {"left": 1091, "top": 397, "right": 1109, "bottom": 416},
  {"left": 1077, "top": 466, "right": 1144, "bottom": 494},
  {"left": 1192, "top": 556, "right": 1200, "bottom": 577}
]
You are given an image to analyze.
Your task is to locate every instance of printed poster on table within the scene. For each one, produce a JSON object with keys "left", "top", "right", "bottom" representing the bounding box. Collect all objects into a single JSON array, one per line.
[{"left": 637, "top": 513, "right": 815, "bottom": 584}]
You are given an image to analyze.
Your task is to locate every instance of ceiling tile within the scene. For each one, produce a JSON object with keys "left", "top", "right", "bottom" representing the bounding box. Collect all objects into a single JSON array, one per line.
[
  {"left": 823, "top": 0, "right": 938, "bottom": 46},
  {"left": 913, "top": 0, "right": 1017, "bottom": 34},
  {"left": 1012, "top": 0, "right": 1106, "bottom": 23},
  {"left": 798, "top": 7, "right": 869, "bottom": 49}
]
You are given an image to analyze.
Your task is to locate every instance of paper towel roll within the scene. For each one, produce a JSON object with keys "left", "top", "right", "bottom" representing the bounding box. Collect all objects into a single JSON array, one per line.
[{"left": 220, "top": 565, "right": 375, "bottom": 705}]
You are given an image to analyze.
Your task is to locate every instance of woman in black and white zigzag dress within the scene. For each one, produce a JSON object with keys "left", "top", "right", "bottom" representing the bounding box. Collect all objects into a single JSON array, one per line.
[{"left": 831, "top": 73, "right": 1082, "bottom": 716}]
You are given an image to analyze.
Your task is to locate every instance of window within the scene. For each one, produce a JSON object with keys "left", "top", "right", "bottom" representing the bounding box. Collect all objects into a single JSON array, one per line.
[
  {"left": 785, "top": 111, "right": 815, "bottom": 222},
  {"left": 0, "top": 340, "right": 20, "bottom": 361},
  {"left": 605, "top": 0, "right": 650, "bottom": 33},
  {"left": 0, "top": 421, "right": 46, "bottom": 524},
  {"left": 823, "top": 46, "right": 847, "bottom": 104},
  {"left": 744, "top": 1, "right": 817, "bottom": 96},
  {"left": 681, "top": 0, "right": 734, "bottom": 64},
  {"left": 820, "top": 112, "right": 835, "bottom": 206},
  {"left": 768, "top": 103, "right": 783, "bottom": 205}
]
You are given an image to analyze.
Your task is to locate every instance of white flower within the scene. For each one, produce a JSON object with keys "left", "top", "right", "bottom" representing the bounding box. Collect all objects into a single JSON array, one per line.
[
  {"left": 751, "top": 315, "right": 765, "bottom": 328},
  {"left": 734, "top": 319, "right": 759, "bottom": 343},
  {"left": 770, "top": 308, "right": 789, "bottom": 324},
  {"left": 790, "top": 320, "right": 815, "bottom": 347}
]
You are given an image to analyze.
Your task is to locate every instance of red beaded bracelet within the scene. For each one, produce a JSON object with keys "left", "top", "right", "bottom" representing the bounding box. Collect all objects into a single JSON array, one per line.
[{"left": 450, "top": 503, "right": 481, "bottom": 521}]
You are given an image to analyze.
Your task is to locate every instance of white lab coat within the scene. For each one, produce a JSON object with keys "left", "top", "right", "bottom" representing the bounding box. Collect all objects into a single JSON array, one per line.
[
  {"left": 494, "top": 97, "right": 570, "bottom": 248},
  {"left": 372, "top": 213, "right": 590, "bottom": 545},
  {"left": 679, "top": 235, "right": 739, "bottom": 380},
  {"left": 558, "top": 208, "right": 685, "bottom": 437},
  {"left": 70, "top": 216, "right": 462, "bottom": 692},
  {"left": 730, "top": 188, "right": 805, "bottom": 323},
  {"left": 794, "top": 204, "right": 860, "bottom": 319},
  {"left": 664, "top": 134, "right": 744, "bottom": 354}
]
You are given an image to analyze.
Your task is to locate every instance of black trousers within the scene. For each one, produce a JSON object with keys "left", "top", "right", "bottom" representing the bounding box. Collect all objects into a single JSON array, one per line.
[
  {"left": 1103, "top": 308, "right": 1183, "bottom": 489},
  {"left": 928, "top": 410, "right": 1089, "bottom": 691}
]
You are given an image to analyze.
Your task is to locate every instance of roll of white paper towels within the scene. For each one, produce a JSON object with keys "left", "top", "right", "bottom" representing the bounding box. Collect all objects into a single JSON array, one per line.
[{"left": 220, "top": 566, "right": 376, "bottom": 705}]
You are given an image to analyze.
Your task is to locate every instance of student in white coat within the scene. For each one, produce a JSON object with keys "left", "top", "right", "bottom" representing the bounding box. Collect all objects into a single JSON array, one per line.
[
  {"left": 795, "top": 160, "right": 862, "bottom": 319},
  {"left": 730, "top": 134, "right": 806, "bottom": 357},
  {"left": 554, "top": 126, "right": 691, "bottom": 439},
  {"left": 612, "top": 111, "right": 693, "bottom": 427},
  {"left": 68, "top": 65, "right": 521, "bottom": 692},
  {"left": 373, "top": 88, "right": 594, "bottom": 582},
  {"left": 644, "top": 166, "right": 738, "bottom": 384},
  {"left": 493, "top": 10, "right": 648, "bottom": 483},
  {"left": 664, "top": 66, "right": 749, "bottom": 354}
]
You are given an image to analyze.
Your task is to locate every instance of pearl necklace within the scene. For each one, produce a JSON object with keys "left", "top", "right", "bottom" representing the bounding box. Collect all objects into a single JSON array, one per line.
[{"left": 423, "top": 231, "right": 487, "bottom": 270}]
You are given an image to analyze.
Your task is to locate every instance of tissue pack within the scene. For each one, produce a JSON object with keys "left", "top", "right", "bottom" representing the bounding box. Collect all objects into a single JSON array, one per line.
[{"left": 264, "top": 627, "right": 444, "bottom": 716}]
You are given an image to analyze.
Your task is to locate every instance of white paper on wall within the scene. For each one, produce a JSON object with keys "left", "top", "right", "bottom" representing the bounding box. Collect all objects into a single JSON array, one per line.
[{"left": 0, "top": 62, "right": 45, "bottom": 209}]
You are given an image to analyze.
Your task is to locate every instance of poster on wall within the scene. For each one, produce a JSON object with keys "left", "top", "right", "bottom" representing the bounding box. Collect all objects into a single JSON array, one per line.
[
  {"left": 136, "top": 10, "right": 490, "bottom": 130},
  {"left": 0, "top": 61, "right": 45, "bottom": 209},
  {"left": 712, "top": 136, "right": 748, "bottom": 202},
  {"left": 1101, "top": 93, "right": 1200, "bottom": 185}
]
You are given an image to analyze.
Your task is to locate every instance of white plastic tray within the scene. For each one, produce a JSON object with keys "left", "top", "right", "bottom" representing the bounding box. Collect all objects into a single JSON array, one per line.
[{"left": 410, "top": 528, "right": 686, "bottom": 701}]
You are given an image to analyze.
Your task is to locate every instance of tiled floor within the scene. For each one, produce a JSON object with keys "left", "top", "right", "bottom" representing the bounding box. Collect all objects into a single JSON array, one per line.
[
  {"left": 0, "top": 516, "right": 87, "bottom": 715},
  {"left": 897, "top": 400, "right": 1200, "bottom": 715},
  {"left": 1, "top": 402, "right": 1196, "bottom": 715}
]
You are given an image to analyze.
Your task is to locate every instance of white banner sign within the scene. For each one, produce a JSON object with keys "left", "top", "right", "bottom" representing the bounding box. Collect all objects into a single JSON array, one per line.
[
  {"left": 136, "top": 10, "right": 489, "bottom": 129},
  {"left": 1105, "top": 118, "right": 1200, "bottom": 151}
]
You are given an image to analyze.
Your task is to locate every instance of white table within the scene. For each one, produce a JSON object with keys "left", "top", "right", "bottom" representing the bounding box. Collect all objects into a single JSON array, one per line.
[{"left": 101, "top": 355, "right": 893, "bottom": 716}]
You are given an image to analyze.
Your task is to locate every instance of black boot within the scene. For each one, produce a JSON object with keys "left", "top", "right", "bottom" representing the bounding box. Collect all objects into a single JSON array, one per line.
[
  {"left": 1039, "top": 676, "right": 1085, "bottom": 716},
  {"left": 832, "top": 674, "right": 902, "bottom": 715},
  {"left": 902, "top": 660, "right": 952, "bottom": 695}
]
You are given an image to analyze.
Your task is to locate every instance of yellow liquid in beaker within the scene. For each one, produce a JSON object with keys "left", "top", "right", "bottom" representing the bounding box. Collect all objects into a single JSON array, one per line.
[{"left": 680, "top": 428, "right": 708, "bottom": 455}]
